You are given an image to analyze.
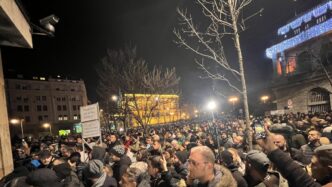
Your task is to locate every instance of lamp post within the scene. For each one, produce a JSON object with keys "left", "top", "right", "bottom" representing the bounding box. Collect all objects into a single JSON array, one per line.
[
  {"left": 43, "top": 123, "right": 52, "bottom": 135},
  {"left": 206, "top": 100, "right": 220, "bottom": 159},
  {"left": 228, "top": 96, "right": 239, "bottom": 111},
  {"left": 10, "top": 118, "right": 24, "bottom": 139},
  {"left": 260, "top": 95, "right": 269, "bottom": 103}
]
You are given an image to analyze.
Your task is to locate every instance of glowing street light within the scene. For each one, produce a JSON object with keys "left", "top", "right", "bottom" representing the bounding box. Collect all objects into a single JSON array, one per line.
[
  {"left": 111, "top": 95, "right": 118, "bottom": 102},
  {"left": 43, "top": 123, "right": 52, "bottom": 135},
  {"left": 10, "top": 118, "right": 24, "bottom": 139},
  {"left": 228, "top": 96, "right": 238, "bottom": 111},
  {"left": 207, "top": 100, "right": 217, "bottom": 111},
  {"left": 261, "top": 95, "right": 269, "bottom": 103}
]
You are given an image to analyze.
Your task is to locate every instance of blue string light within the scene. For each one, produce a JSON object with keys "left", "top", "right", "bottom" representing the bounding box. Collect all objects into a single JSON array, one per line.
[
  {"left": 277, "top": 1, "right": 332, "bottom": 35},
  {"left": 266, "top": 18, "right": 332, "bottom": 59}
]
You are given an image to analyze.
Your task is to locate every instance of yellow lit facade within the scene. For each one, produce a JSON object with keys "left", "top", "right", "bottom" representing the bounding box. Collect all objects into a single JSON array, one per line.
[{"left": 124, "top": 94, "right": 181, "bottom": 126}]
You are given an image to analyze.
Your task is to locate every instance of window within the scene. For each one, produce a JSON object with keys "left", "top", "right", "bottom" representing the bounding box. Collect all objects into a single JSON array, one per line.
[
  {"left": 37, "top": 105, "right": 42, "bottom": 111},
  {"left": 36, "top": 96, "right": 41, "bottom": 101},
  {"left": 62, "top": 97, "right": 66, "bottom": 101},
  {"left": 17, "top": 105, "right": 23, "bottom": 112},
  {"left": 57, "top": 105, "right": 62, "bottom": 111},
  {"left": 38, "top": 116, "right": 43, "bottom": 121},
  {"left": 63, "top": 115, "right": 68, "bottom": 120},
  {"left": 25, "top": 116, "right": 30, "bottom": 122},
  {"left": 56, "top": 88, "right": 60, "bottom": 91},
  {"left": 286, "top": 57, "right": 296, "bottom": 74},
  {"left": 24, "top": 105, "right": 29, "bottom": 112},
  {"left": 56, "top": 97, "right": 61, "bottom": 101},
  {"left": 16, "top": 96, "right": 22, "bottom": 101},
  {"left": 42, "top": 96, "right": 47, "bottom": 101},
  {"left": 15, "top": 84, "right": 21, "bottom": 89},
  {"left": 73, "top": 115, "right": 78, "bottom": 120},
  {"left": 43, "top": 105, "right": 48, "bottom": 111},
  {"left": 71, "top": 88, "right": 75, "bottom": 91},
  {"left": 72, "top": 97, "right": 76, "bottom": 101},
  {"left": 23, "top": 97, "right": 29, "bottom": 103},
  {"left": 63, "top": 105, "right": 67, "bottom": 111},
  {"left": 58, "top": 115, "right": 63, "bottom": 121},
  {"left": 43, "top": 115, "right": 48, "bottom": 120},
  {"left": 73, "top": 105, "right": 77, "bottom": 111}
]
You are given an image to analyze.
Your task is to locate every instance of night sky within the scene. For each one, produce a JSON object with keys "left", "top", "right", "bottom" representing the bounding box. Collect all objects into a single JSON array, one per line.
[{"left": 1, "top": 0, "right": 324, "bottom": 107}]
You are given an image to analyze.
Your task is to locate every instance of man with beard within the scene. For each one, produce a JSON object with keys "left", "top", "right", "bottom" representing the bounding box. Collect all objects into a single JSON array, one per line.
[
  {"left": 301, "top": 130, "right": 322, "bottom": 164},
  {"left": 273, "top": 133, "right": 306, "bottom": 164}
]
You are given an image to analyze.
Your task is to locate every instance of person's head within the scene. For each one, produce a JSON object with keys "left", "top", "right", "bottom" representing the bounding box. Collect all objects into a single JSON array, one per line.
[
  {"left": 84, "top": 159, "right": 105, "bottom": 181},
  {"left": 147, "top": 156, "right": 163, "bottom": 177},
  {"left": 245, "top": 150, "right": 270, "bottom": 181},
  {"left": 311, "top": 144, "right": 332, "bottom": 183},
  {"left": 109, "top": 145, "right": 125, "bottom": 161},
  {"left": 39, "top": 150, "right": 52, "bottom": 166},
  {"left": 152, "top": 140, "right": 161, "bottom": 151},
  {"left": 221, "top": 132, "right": 227, "bottom": 139},
  {"left": 68, "top": 152, "right": 81, "bottom": 167},
  {"left": 233, "top": 136, "right": 243, "bottom": 145},
  {"left": 188, "top": 146, "right": 215, "bottom": 182},
  {"left": 121, "top": 162, "right": 150, "bottom": 187},
  {"left": 273, "top": 134, "right": 287, "bottom": 151},
  {"left": 146, "top": 137, "right": 152, "bottom": 145},
  {"left": 110, "top": 134, "right": 117, "bottom": 143},
  {"left": 308, "top": 130, "right": 321, "bottom": 143}
]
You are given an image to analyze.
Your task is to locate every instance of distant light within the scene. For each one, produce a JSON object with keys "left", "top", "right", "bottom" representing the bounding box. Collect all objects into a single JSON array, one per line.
[
  {"left": 43, "top": 123, "right": 50, "bottom": 128},
  {"left": 57, "top": 75, "right": 61, "bottom": 78},
  {"left": 111, "top": 95, "right": 118, "bottom": 101},
  {"left": 10, "top": 119, "right": 20, "bottom": 124},
  {"left": 207, "top": 100, "right": 217, "bottom": 110},
  {"left": 40, "top": 77, "right": 46, "bottom": 80}
]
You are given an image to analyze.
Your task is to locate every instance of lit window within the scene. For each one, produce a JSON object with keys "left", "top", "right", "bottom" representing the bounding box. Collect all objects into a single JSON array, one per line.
[
  {"left": 286, "top": 57, "right": 296, "bottom": 74},
  {"left": 63, "top": 115, "right": 68, "bottom": 120},
  {"left": 58, "top": 115, "right": 63, "bottom": 121},
  {"left": 276, "top": 57, "right": 283, "bottom": 76},
  {"left": 73, "top": 115, "right": 78, "bottom": 120},
  {"left": 40, "top": 77, "right": 46, "bottom": 80}
]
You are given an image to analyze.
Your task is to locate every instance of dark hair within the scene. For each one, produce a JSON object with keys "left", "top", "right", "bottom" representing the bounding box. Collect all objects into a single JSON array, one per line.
[
  {"left": 147, "top": 156, "right": 162, "bottom": 171},
  {"left": 69, "top": 152, "right": 81, "bottom": 165}
]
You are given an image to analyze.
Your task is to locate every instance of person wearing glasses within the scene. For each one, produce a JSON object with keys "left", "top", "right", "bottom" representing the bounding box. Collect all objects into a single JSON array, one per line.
[{"left": 187, "top": 146, "right": 236, "bottom": 187}]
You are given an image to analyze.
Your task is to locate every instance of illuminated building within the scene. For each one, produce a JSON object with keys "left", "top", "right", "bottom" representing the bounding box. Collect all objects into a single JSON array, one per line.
[
  {"left": 266, "top": 1, "right": 332, "bottom": 113},
  {"left": 6, "top": 75, "right": 88, "bottom": 133},
  {"left": 123, "top": 93, "right": 180, "bottom": 126}
]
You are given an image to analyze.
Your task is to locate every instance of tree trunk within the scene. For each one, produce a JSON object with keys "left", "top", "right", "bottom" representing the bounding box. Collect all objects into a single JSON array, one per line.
[{"left": 229, "top": 0, "right": 252, "bottom": 150}]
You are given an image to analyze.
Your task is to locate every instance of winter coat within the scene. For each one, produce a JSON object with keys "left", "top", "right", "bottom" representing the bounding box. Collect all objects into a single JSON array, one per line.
[
  {"left": 268, "top": 148, "right": 331, "bottom": 187},
  {"left": 112, "top": 155, "right": 131, "bottom": 183}
]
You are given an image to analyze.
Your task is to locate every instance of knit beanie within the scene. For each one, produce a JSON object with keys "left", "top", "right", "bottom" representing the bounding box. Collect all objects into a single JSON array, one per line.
[
  {"left": 109, "top": 144, "right": 125, "bottom": 157},
  {"left": 84, "top": 159, "right": 104, "bottom": 179}
]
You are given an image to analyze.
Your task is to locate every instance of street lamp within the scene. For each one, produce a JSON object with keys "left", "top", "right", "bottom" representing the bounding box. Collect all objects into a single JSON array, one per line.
[
  {"left": 206, "top": 100, "right": 220, "bottom": 158},
  {"left": 43, "top": 123, "right": 52, "bottom": 135},
  {"left": 10, "top": 118, "right": 24, "bottom": 139},
  {"left": 228, "top": 96, "right": 239, "bottom": 111},
  {"left": 111, "top": 95, "right": 118, "bottom": 102},
  {"left": 261, "top": 95, "right": 269, "bottom": 103}
]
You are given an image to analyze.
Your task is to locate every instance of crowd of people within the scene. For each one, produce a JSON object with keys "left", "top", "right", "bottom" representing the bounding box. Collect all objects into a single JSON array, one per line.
[{"left": 1, "top": 112, "right": 332, "bottom": 187}]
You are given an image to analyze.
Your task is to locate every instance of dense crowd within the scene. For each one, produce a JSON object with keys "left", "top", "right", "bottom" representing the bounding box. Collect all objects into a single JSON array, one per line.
[{"left": 1, "top": 112, "right": 332, "bottom": 187}]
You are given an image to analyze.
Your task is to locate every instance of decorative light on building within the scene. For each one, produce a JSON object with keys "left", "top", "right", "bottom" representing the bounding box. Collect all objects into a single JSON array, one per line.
[
  {"left": 277, "top": 1, "right": 332, "bottom": 35},
  {"left": 266, "top": 18, "right": 332, "bottom": 59}
]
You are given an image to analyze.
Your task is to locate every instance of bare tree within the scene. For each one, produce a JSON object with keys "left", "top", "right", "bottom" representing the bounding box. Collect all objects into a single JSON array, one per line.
[
  {"left": 174, "top": 0, "right": 262, "bottom": 150},
  {"left": 96, "top": 46, "right": 180, "bottom": 133}
]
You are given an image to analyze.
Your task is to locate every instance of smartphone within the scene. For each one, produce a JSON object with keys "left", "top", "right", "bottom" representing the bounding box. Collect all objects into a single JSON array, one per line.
[{"left": 253, "top": 123, "right": 266, "bottom": 139}]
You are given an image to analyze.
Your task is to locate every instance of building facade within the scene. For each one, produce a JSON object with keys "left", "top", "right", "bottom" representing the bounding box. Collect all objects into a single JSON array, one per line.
[
  {"left": 266, "top": 1, "right": 332, "bottom": 113},
  {"left": 6, "top": 76, "right": 88, "bottom": 135},
  {"left": 123, "top": 93, "right": 181, "bottom": 126}
]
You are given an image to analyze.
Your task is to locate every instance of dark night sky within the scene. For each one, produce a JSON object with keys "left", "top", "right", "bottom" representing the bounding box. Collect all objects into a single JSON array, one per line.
[{"left": 1, "top": 0, "right": 324, "bottom": 107}]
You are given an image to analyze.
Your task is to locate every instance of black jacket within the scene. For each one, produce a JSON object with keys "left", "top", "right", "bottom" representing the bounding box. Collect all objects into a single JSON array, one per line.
[
  {"left": 112, "top": 155, "right": 131, "bottom": 183},
  {"left": 268, "top": 148, "right": 322, "bottom": 187}
]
